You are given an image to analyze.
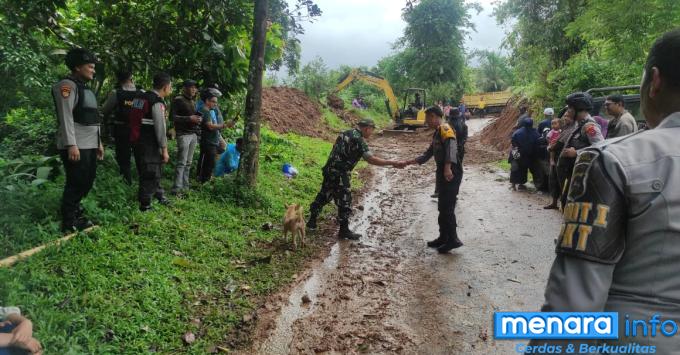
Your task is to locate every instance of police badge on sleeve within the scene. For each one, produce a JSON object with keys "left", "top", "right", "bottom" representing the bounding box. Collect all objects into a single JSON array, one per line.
[
  {"left": 60, "top": 85, "right": 72, "bottom": 98},
  {"left": 568, "top": 150, "right": 600, "bottom": 201}
]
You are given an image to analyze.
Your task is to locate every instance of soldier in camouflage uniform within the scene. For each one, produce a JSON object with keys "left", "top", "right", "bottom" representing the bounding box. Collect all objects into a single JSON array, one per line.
[{"left": 307, "top": 119, "right": 402, "bottom": 240}]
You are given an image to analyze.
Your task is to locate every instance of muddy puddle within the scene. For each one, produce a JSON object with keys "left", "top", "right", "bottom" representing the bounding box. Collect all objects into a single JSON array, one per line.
[{"left": 252, "top": 168, "right": 395, "bottom": 354}]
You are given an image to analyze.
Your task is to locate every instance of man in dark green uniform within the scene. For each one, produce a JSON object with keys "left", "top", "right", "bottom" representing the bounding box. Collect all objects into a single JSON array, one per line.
[
  {"left": 400, "top": 106, "right": 464, "bottom": 253},
  {"left": 52, "top": 48, "right": 104, "bottom": 233},
  {"left": 307, "top": 119, "right": 402, "bottom": 239}
]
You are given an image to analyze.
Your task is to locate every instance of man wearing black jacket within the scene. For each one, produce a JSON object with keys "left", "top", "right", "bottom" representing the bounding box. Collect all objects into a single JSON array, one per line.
[
  {"left": 170, "top": 80, "right": 201, "bottom": 195},
  {"left": 101, "top": 71, "right": 142, "bottom": 184}
]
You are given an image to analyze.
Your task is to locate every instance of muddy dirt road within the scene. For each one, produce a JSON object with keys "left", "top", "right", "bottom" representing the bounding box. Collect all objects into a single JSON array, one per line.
[{"left": 244, "top": 118, "right": 563, "bottom": 354}]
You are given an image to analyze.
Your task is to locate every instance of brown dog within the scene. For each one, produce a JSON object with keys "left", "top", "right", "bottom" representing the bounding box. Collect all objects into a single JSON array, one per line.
[{"left": 283, "top": 204, "right": 306, "bottom": 250}]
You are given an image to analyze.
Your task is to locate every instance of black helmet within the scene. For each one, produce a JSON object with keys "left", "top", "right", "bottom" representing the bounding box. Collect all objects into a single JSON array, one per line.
[
  {"left": 565, "top": 92, "right": 593, "bottom": 111},
  {"left": 65, "top": 48, "right": 97, "bottom": 70}
]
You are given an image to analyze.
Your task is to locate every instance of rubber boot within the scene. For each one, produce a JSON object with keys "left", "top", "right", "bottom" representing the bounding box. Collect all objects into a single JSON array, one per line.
[
  {"left": 438, "top": 230, "right": 463, "bottom": 254},
  {"left": 338, "top": 223, "right": 361, "bottom": 240}
]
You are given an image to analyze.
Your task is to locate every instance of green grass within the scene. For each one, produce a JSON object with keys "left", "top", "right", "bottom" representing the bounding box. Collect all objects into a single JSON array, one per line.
[
  {"left": 495, "top": 159, "right": 536, "bottom": 184},
  {"left": 495, "top": 159, "right": 511, "bottom": 172},
  {"left": 350, "top": 108, "right": 392, "bottom": 129},
  {"left": 0, "top": 127, "right": 353, "bottom": 354},
  {"left": 322, "top": 108, "right": 350, "bottom": 131}
]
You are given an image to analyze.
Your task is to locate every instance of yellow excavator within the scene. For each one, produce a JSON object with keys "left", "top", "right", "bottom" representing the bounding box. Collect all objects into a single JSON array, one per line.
[{"left": 331, "top": 69, "right": 427, "bottom": 129}]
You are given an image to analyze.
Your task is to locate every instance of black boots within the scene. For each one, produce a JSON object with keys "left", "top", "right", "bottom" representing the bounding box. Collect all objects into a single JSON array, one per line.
[
  {"left": 306, "top": 213, "right": 318, "bottom": 230},
  {"left": 437, "top": 231, "right": 463, "bottom": 254},
  {"left": 62, "top": 205, "right": 94, "bottom": 233},
  {"left": 427, "top": 237, "right": 445, "bottom": 248},
  {"left": 338, "top": 224, "right": 361, "bottom": 240}
]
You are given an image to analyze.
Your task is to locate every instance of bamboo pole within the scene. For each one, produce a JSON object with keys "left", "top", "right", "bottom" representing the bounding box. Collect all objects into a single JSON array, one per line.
[{"left": 0, "top": 226, "right": 97, "bottom": 268}]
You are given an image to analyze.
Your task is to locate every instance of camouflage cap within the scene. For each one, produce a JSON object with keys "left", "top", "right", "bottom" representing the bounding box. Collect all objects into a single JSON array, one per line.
[{"left": 358, "top": 118, "right": 376, "bottom": 128}]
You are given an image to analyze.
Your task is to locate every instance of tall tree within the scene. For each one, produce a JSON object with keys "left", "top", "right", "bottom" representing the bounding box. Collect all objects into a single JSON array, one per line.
[
  {"left": 399, "top": 0, "right": 478, "bottom": 86},
  {"left": 239, "top": 0, "right": 268, "bottom": 186},
  {"left": 473, "top": 50, "right": 514, "bottom": 92},
  {"left": 377, "top": 0, "right": 479, "bottom": 101}
]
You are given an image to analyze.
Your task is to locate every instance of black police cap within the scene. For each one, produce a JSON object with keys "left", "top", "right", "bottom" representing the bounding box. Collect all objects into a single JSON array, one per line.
[
  {"left": 183, "top": 79, "right": 197, "bottom": 88},
  {"left": 65, "top": 48, "right": 97, "bottom": 70},
  {"left": 565, "top": 92, "right": 593, "bottom": 111}
]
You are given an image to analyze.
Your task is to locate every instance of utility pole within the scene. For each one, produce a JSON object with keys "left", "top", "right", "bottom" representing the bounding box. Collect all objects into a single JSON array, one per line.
[{"left": 239, "top": 0, "right": 268, "bottom": 186}]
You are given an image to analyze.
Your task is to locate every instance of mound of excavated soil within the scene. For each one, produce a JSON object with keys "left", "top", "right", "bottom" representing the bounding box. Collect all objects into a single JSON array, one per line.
[
  {"left": 479, "top": 96, "right": 527, "bottom": 153},
  {"left": 261, "top": 87, "right": 330, "bottom": 139},
  {"left": 330, "top": 108, "right": 362, "bottom": 126},
  {"left": 326, "top": 94, "right": 345, "bottom": 110}
]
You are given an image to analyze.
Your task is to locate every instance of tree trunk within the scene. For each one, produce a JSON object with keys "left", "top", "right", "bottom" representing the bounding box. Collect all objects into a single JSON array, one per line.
[{"left": 238, "top": 0, "right": 268, "bottom": 187}]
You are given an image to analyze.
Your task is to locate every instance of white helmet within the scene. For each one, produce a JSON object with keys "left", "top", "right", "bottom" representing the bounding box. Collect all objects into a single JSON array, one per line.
[{"left": 543, "top": 107, "right": 555, "bottom": 116}]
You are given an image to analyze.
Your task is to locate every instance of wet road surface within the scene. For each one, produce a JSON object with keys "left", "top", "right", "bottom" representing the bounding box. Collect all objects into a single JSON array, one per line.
[{"left": 244, "top": 118, "right": 563, "bottom": 354}]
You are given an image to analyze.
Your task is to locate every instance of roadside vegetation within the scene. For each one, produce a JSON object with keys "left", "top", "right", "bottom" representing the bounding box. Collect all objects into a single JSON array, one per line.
[{"left": 0, "top": 127, "right": 350, "bottom": 353}]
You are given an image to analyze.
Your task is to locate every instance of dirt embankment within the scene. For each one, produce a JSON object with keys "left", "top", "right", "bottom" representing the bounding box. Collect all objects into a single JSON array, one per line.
[
  {"left": 261, "top": 88, "right": 365, "bottom": 139},
  {"left": 261, "top": 87, "right": 331, "bottom": 139},
  {"left": 478, "top": 96, "right": 527, "bottom": 153}
]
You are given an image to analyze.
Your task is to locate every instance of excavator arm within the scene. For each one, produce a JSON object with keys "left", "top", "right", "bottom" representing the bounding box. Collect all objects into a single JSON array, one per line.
[{"left": 333, "top": 69, "right": 400, "bottom": 120}]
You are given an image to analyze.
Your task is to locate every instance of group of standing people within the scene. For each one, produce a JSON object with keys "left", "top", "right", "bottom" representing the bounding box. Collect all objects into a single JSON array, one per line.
[
  {"left": 52, "top": 48, "right": 240, "bottom": 232},
  {"left": 529, "top": 29, "right": 680, "bottom": 354},
  {"left": 438, "top": 100, "right": 473, "bottom": 121},
  {"left": 509, "top": 92, "right": 639, "bottom": 211}
]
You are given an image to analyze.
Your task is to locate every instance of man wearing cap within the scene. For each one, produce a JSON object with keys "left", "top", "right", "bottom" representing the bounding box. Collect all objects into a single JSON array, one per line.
[
  {"left": 51, "top": 48, "right": 104, "bottom": 233},
  {"left": 170, "top": 80, "right": 201, "bottom": 195},
  {"left": 537, "top": 108, "right": 554, "bottom": 134},
  {"left": 307, "top": 119, "right": 402, "bottom": 240},
  {"left": 101, "top": 70, "right": 143, "bottom": 184},
  {"left": 557, "top": 92, "right": 604, "bottom": 207},
  {"left": 398, "top": 106, "right": 464, "bottom": 253}
]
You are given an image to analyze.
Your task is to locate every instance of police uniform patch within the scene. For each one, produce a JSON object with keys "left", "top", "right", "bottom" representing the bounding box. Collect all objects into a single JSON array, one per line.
[
  {"left": 585, "top": 123, "right": 598, "bottom": 137},
  {"left": 568, "top": 150, "right": 600, "bottom": 201},
  {"left": 439, "top": 124, "right": 456, "bottom": 139},
  {"left": 60, "top": 85, "right": 72, "bottom": 98}
]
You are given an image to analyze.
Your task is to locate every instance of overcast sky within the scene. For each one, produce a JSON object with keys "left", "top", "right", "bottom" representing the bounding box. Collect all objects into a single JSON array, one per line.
[{"left": 291, "top": 0, "right": 507, "bottom": 70}]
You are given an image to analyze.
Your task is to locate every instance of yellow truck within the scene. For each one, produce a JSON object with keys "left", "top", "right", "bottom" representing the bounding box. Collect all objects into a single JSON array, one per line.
[{"left": 462, "top": 90, "right": 513, "bottom": 116}]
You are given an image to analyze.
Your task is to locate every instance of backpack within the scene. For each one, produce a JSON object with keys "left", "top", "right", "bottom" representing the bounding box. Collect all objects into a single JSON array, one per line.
[
  {"left": 128, "top": 93, "right": 151, "bottom": 144},
  {"left": 115, "top": 89, "right": 142, "bottom": 124}
]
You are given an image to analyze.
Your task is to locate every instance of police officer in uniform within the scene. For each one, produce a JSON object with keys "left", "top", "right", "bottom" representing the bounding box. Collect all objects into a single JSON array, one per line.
[
  {"left": 431, "top": 107, "right": 467, "bottom": 198},
  {"left": 307, "top": 119, "right": 402, "bottom": 239},
  {"left": 528, "top": 29, "right": 680, "bottom": 354},
  {"left": 401, "top": 106, "right": 463, "bottom": 253},
  {"left": 101, "top": 70, "right": 142, "bottom": 184},
  {"left": 135, "top": 73, "right": 172, "bottom": 211},
  {"left": 557, "top": 92, "right": 604, "bottom": 208},
  {"left": 52, "top": 48, "right": 104, "bottom": 232}
]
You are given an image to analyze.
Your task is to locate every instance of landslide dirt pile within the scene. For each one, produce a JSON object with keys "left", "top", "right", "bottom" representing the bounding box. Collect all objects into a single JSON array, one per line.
[
  {"left": 261, "top": 87, "right": 330, "bottom": 139},
  {"left": 326, "top": 94, "right": 345, "bottom": 110},
  {"left": 479, "top": 96, "right": 526, "bottom": 153},
  {"left": 330, "top": 107, "right": 362, "bottom": 126}
]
